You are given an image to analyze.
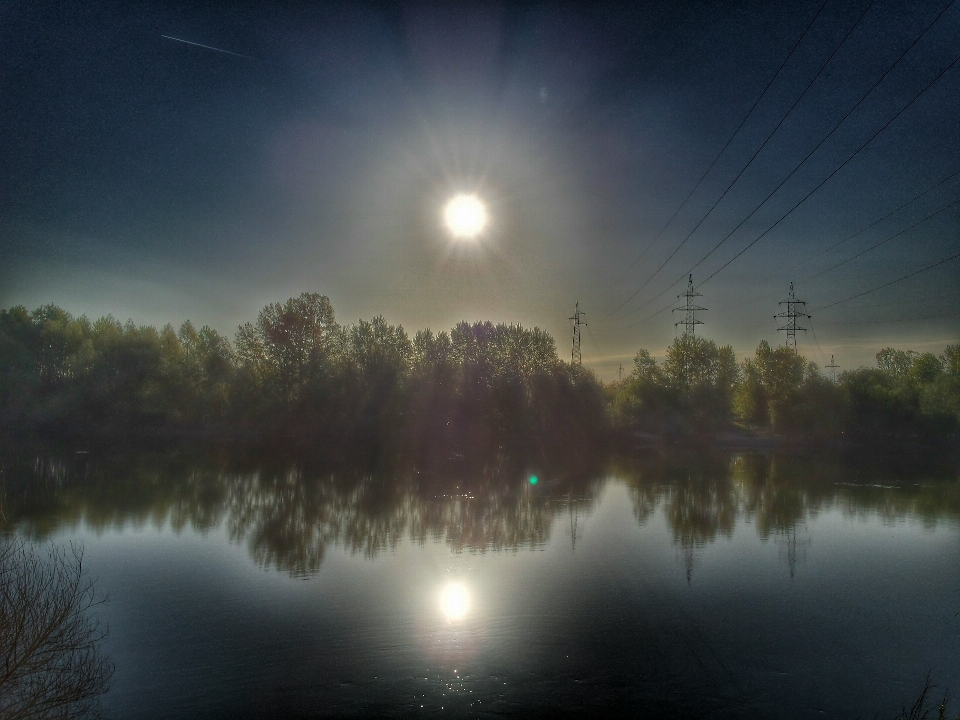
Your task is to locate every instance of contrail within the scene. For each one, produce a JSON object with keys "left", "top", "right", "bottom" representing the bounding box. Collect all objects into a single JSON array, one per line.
[{"left": 161, "top": 35, "right": 256, "bottom": 61}]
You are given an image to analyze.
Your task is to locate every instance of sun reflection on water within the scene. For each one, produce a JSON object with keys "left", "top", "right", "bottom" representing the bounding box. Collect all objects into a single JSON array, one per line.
[{"left": 440, "top": 582, "right": 470, "bottom": 621}]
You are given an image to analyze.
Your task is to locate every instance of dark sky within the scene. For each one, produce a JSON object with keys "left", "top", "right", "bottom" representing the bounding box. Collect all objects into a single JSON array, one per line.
[{"left": 2, "top": 0, "right": 958, "bottom": 377}]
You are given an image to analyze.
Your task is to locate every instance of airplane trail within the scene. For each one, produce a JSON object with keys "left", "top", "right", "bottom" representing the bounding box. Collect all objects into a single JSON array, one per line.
[{"left": 161, "top": 35, "right": 256, "bottom": 61}]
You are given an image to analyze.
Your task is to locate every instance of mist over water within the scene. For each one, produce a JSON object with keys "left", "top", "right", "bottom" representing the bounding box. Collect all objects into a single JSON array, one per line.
[{"left": 2, "top": 445, "right": 958, "bottom": 719}]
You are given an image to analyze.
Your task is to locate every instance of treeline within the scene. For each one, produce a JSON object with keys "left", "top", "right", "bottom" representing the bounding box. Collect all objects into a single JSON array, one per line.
[
  {"left": 610, "top": 335, "right": 960, "bottom": 443},
  {"left": 2, "top": 295, "right": 957, "bottom": 448},
  {"left": 0, "top": 294, "right": 606, "bottom": 458}
]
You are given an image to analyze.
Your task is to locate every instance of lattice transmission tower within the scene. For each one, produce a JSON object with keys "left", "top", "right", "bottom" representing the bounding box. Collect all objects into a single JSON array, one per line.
[
  {"left": 569, "top": 301, "right": 586, "bottom": 366},
  {"left": 775, "top": 282, "right": 810, "bottom": 355},
  {"left": 825, "top": 355, "right": 839, "bottom": 382},
  {"left": 673, "top": 274, "right": 706, "bottom": 336}
]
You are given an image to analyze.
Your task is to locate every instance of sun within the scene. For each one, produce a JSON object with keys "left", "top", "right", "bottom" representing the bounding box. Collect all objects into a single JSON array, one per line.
[{"left": 443, "top": 194, "right": 487, "bottom": 239}]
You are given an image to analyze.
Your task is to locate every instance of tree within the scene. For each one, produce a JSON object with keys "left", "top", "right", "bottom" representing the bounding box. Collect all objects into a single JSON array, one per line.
[
  {"left": 615, "top": 337, "right": 738, "bottom": 432},
  {"left": 235, "top": 293, "right": 340, "bottom": 402},
  {"left": 175, "top": 321, "right": 236, "bottom": 422},
  {"left": 734, "top": 341, "right": 807, "bottom": 430},
  {"left": 941, "top": 344, "right": 960, "bottom": 378},
  {"left": 0, "top": 540, "right": 113, "bottom": 720},
  {"left": 876, "top": 348, "right": 920, "bottom": 380},
  {"left": 632, "top": 349, "right": 660, "bottom": 382},
  {"left": 343, "top": 316, "right": 411, "bottom": 436},
  {"left": 612, "top": 349, "right": 679, "bottom": 432}
]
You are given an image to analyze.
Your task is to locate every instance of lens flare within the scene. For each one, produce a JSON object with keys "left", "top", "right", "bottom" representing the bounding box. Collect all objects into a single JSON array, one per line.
[
  {"left": 440, "top": 582, "right": 470, "bottom": 621},
  {"left": 443, "top": 195, "right": 487, "bottom": 239}
]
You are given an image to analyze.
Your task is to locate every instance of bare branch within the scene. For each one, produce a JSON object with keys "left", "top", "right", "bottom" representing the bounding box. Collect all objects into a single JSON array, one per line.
[{"left": 0, "top": 539, "right": 113, "bottom": 720}]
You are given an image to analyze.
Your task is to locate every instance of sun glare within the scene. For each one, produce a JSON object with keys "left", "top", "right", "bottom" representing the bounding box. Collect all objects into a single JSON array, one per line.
[
  {"left": 440, "top": 582, "right": 470, "bottom": 621},
  {"left": 443, "top": 194, "right": 487, "bottom": 239}
]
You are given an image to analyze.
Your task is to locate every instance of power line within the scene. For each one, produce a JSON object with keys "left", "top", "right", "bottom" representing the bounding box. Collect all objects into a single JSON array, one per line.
[
  {"left": 618, "top": 144, "right": 960, "bottom": 330},
  {"left": 617, "top": 242, "right": 957, "bottom": 331},
  {"left": 627, "top": 36, "right": 960, "bottom": 322},
  {"left": 614, "top": 296, "right": 679, "bottom": 332},
  {"left": 816, "top": 250, "right": 960, "bottom": 309},
  {"left": 608, "top": 0, "right": 878, "bottom": 319},
  {"left": 585, "top": 322, "right": 604, "bottom": 359},
  {"left": 807, "top": 319, "right": 828, "bottom": 368},
  {"left": 819, "top": 290, "right": 959, "bottom": 312},
  {"left": 613, "top": 6, "right": 959, "bottom": 333},
  {"left": 618, "top": 0, "right": 957, "bottom": 320},
  {"left": 607, "top": 0, "right": 832, "bottom": 303},
  {"left": 816, "top": 310, "right": 960, "bottom": 324},
  {"left": 788, "top": 166, "right": 960, "bottom": 272},
  {"left": 804, "top": 196, "right": 960, "bottom": 282},
  {"left": 721, "top": 166, "right": 960, "bottom": 314},
  {"left": 712, "top": 138, "right": 960, "bottom": 316},
  {"left": 699, "top": 47, "right": 960, "bottom": 287}
]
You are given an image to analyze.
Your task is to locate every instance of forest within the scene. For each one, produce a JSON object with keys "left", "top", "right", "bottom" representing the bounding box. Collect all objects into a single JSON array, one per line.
[{"left": 1, "top": 293, "right": 957, "bottom": 450}]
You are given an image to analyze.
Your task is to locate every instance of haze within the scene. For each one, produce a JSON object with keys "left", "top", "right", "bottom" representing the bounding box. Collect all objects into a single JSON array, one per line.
[{"left": 2, "top": 0, "right": 958, "bottom": 377}]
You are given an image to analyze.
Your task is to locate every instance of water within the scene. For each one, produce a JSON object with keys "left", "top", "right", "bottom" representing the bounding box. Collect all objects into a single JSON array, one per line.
[{"left": 2, "top": 448, "right": 958, "bottom": 719}]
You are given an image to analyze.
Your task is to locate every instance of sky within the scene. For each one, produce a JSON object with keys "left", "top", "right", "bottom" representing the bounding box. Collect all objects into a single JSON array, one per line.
[{"left": 2, "top": 0, "right": 958, "bottom": 378}]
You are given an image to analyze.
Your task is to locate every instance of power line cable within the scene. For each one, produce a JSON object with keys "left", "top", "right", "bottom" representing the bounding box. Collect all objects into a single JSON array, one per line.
[
  {"left": 817, "top": 309, "right": 960, "bottom": 324},
  {"left": 807, "top": 319, "right": 828, "bottom": 367},
  {"left": 607, "top": 0, "right": 876, "bottom": 319},
  {"left": 699, "top": 46, "right": 960, "bottom": 287},
  {"left": 716, "top": 166, "right": 960, "bottom": 315},
  {"left": 627, "top": 36, "right": 960, "bottom": 327},
  {"left": 816, "top": 249, "right": 960, "bottom": 309},
  {"left": 712, "top": 293, "right": 960, "bottom": 339},
  {"left": 618, "top": 0, "right": 957, "bottom": 319},
  {"left": 585, "top": 323, "right": 605, "bottom": 359},
  {"left": 621, "top": 221, "right": 958, "bottom": 334},
  {"left": 788, "top": 166, "right": 960, "bottom": 271},
  {"left": 820, "top": 289, "right": 959, "bottom": 312},
  {"left": 608, "top": 0, "right": 832, "bottom": 296},
  {"left": 615, "top": 297, "right": 678, "bottom": 331},
  {"left": 804, "top": 196, "right": 960, "bottom": 281}
]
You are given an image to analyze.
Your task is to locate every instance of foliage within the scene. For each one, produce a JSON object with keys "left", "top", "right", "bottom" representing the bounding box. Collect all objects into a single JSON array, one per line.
[
  {"left": 235, "top": 292, "right": 338, "bottom": 403},
  {"left": 839, "top": 345, "right": 960, "bottom": 442},
  {"left": 2, "top": 298, "right": 956, "bottom": 446},
  {"left": 611, "top": 334, "right": 957, "bottom": 443},
  {"left": 612, "top": 335, "right": 738, "bottom": 433},
  {"left": 0, "top": 298, "right": 608, "bottom": 455},
  {"left": 732, "top": 340, "right": 848, "bottom": 434}
]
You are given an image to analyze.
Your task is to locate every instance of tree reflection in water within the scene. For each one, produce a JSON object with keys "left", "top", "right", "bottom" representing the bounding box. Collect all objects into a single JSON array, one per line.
[
  {"left": 0, "top": 444, "right": 957, "bottom": 577},
  {"left": 0, "top": 442, "right": 606, "bottom": 576},
  {"left": 620, "top": 449, "right": 959, "bottom": 579}
]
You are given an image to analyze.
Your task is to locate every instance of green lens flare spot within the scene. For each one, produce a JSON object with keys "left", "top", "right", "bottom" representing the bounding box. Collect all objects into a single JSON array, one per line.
[{"left": 529, "top": 476, "right": 538, "bottom": 485}]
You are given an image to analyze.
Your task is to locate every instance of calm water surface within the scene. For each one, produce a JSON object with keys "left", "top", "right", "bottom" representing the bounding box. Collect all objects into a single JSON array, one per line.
[{"left": 2, "top": 449, "right": 958, "bottom": 719}]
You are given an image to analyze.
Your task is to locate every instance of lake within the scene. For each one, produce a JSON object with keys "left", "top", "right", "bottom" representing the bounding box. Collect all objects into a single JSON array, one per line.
[{"left": 1, "top": 446, "right": 958, "bottom": 719}]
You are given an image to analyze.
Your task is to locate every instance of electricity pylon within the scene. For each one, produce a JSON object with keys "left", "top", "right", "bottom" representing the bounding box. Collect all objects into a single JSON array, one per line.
[
  {"left": 825, "top": 354, "right": 839, "bottom": 382},
  {"left": 775, "top": 282, "right": 810, "bottom": 355},
  {"left": 569, "top": 302, "right": 586, "bottom": 366},
  {"left": 673, "top": 274, "right": 706, "bottom": 336},
  {"left": 569, "top": 494, "right": 581, "bottom": 552}
]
